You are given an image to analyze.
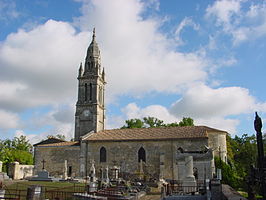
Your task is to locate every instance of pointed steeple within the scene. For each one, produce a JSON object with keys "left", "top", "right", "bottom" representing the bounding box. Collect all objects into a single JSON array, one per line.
[
  {"left": 86, "top": 28, "right": 100, "bottom": 59},
  {"left": 78, "top": 62, "right": 83, "bottom": 78},
  {"left": 102, "top": 67, "right": 105, "bottom": 81},
  {"left": 92, "top": 27, "right": 96, "bottom": 41}
]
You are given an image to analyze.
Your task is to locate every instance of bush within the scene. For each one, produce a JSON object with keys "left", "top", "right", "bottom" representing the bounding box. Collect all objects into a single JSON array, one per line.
[{"left": 214, "top": 157, "right": 243, "bottom": 189}]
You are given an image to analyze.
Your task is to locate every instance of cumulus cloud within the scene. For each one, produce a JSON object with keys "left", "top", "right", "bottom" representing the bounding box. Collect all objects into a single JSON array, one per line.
[
  {"left": 170, "top": 84, "right": 257, "bottom": 118},
  {"left": 0, "top": 109, "right": 19, "bottom": 129},
  {"left": 205, "top": 0, "right": 266, "bottom": 45},
  {"left": 73, "top": 0, "right": 209, "bottom": 99},
  {"left": 1, "top": 0, "right": 266, "bottom": 140},
  {"left": 109, "top": 100, "right": 240, "bottom": 134},
  {"left": 0, "top": 20, "right": 88, "bottom": 112}
]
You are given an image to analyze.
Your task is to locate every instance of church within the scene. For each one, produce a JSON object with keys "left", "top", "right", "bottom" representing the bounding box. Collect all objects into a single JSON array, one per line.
[{"left": 34, "top": 29, "right": 227, "bottom": 182}]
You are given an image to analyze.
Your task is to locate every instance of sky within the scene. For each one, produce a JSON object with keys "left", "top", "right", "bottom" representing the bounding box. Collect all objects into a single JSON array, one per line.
[{"left": 0, "top": 0, "right": 266, "bottom": 144}]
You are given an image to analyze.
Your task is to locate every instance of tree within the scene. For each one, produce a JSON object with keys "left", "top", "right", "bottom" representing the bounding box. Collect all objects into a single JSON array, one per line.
[
  {"left": 12, "top": 135, "right": 32, "bottom": 152},
  {"left": 143, "top": 117, "right": 164, "bottom": 127},
  {"left": 121, "top": 118, "right": 144, "bottom": 129},
  {"left": 0, "top": 136, "right": 33, "bottom": 172},
  {"left": 178, "top": 117, "right": 194, "bottom": 126},
  {"left": 121, "top": 116, "right": 194, "bottom": 129},
  {"left": 47, "top": 134, "right": 66, "bottom": 140}
]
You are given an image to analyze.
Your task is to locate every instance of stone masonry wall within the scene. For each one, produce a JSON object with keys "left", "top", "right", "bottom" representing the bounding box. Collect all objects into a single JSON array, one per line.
[
  {"left": 34, "top": 146, "right": 80, "bottom": 177},
  {"left": 86, "top": 138, "right": 209, "bottom": 180},
  {"left": 208, "top": 132, "right": 227, "bottom": 162}
]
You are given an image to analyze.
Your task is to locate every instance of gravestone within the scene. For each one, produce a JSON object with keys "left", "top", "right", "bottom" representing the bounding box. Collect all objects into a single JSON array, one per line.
[
  {"left": 88, "top": 160, "right": 97, "bottom": 192},
  {"left": 28, "top": 170, "right": 54, "bottom": 181},
  {"left": 26, "top": 185, "right": 44, "bottom": 200},
  {"left": 0, "top": 161, "right": 10, "bottom": 181},
  {"left": 63, "top": 160, "right": 68, "bottom": 180},
  {"left": 183, "top": 156, "right": 196, "bottom": 193}
]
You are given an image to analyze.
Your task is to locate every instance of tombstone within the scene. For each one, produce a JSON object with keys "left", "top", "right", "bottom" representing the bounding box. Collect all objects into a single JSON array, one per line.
[
  {"left": 183, "top": 156, "right": 196, "bottom": 193},
  {"left": 26, "top": 185, "right": 44, "bottom": 200},
  {"left": 28, "top": 170, "right": 55, "bottom": 181},
  {"left": 90, "top": 160, "right": 96, "bottom": 182},
  {"left": 0, "top": 189, "right": 5, "bottom": 199},
  {"left": 138, "top": 159, "right": 145, "bottom": 180},
  {"left": 63, "top": 160, "right": 68, "bottom": 180},
  {"left": 111, "top": 165, "right": 119, "bottom": 180},
  {"left": 105, "top": 166, "right": 110, "bottom": 184},
  {"left": 216, "top": 168, "right": 222, "bottom": 180}
]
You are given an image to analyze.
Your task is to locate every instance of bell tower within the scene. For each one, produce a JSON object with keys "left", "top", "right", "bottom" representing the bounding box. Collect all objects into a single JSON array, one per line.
[{"left": 74, "top": 28, "right": 106, "bottom": 140}]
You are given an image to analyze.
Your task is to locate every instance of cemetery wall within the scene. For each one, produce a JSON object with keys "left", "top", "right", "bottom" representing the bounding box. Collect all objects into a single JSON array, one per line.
[
  {"left": 8, "top": 162, "right": 34, "bottom": 179},
  {"left": 34, "top": 145, "right": 80, "bottom": 177}
]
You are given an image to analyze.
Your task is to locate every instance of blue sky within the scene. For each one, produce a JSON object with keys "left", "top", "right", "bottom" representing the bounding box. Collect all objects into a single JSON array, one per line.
[{"left": 0, "top": 0, "right": 266, "bottom": 143}]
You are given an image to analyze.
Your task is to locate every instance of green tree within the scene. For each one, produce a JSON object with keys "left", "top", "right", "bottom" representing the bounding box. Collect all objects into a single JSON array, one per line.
[
  {"left": 47, "top": 134, "right": 66, "bottom": 140},
  {"left": 178, "top": 117, "right": 194, "bottom": 126},
  {"left": 12, "top": 135, "right": 32, "bottom": 152},
  {"left": 215, "top": 156, "right": 241, "bottom": 188},
  {"left": 121, "top": 116, "right": 194, "bottom": 129},
  {"left": 121, "top": 118, "right": 145, "bottom": 129},
  {"left": 143, "top": 117, "right": 164, "bottom": 127},
  {"left": 0, "top": 136, "right": 33, "bottom": 172}
]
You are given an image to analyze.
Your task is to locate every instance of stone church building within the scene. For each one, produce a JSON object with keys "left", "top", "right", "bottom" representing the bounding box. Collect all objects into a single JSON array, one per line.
[{"left": 34, "top": 29, "right": 227, "bottom": 181}]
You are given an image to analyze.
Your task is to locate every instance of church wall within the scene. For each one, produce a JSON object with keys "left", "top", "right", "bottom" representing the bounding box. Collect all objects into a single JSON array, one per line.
[
  {"left": 34, "top": 146, "right": 80, "bottom": 177},
  {"left": 86, "top": 138, "right": 208, "bottom": 180},
  {"left": 207, "top": 132, "right": 227, "bottom": 162}
]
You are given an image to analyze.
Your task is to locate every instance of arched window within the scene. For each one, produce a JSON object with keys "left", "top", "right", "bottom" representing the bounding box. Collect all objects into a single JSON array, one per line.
[
  {"left": 84, "top": 83, "right": 88, "bottom": 101},
  {"left": 138, "top": 147, "right": 146, "bottom": 162},
  {"left": 89, "top": 83, "right": 92, "bottom": 100},
  {"left": 100, "top": 147, "right": 106, "bottom": 163}
]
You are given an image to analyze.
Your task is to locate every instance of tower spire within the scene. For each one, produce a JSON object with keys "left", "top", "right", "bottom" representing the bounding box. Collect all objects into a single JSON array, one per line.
[{"left": 92, "top": 27, "right": 96, "bottom": 41}]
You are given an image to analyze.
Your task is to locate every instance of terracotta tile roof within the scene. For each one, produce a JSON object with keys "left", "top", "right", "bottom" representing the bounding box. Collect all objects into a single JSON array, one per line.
[
  {"left": 36, "top": 141, "right": 80, "bottom": 147},
  {"left": 33, "top": 137, "right": 65, "bottom": 146},
  {"left": 84, "top": 126, "right": 227, "bottom": 142}
]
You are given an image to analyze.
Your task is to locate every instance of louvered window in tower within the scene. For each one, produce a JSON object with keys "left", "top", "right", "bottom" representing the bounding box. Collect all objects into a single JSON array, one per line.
[
  {"left": 89, "top": 83, "right": 92, "bottom": 100},
  {"left": 84, "top": 83, "right": 88, "bottom": 101}
]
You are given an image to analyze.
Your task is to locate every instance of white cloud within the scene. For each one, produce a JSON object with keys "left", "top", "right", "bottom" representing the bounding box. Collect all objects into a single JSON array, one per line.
[
  {"left": 205, "top": 0, "right": 241, "bottom": 26},
  {"left": 170, "top": 84, "right": 257, "bottom": 118},
  {"left": 205, "top": 0, "right": 266, "bottom": 45},
  {"left": 196, "top": 117, "right": 239, "bottom": 135},
  {"left": 109, "top": 101, "right": 240, "bottom": 134},
  {"left": 121, "top": 102, "right": 177, "bottom": 123},
  {"left": 0, "top": 109, "right": 19, "bottom": 129},
  {"left": 0, "top": 0, "right": 20, "bottom": 21},
  {"left": 0, "top": 20, "right": 88, "bottom": 112},
  {"left": 73, "top": 0, "right": 209, "bottom": 100},
  {"left": 175, "top": 17, "right": 200, "bottom": 46}
]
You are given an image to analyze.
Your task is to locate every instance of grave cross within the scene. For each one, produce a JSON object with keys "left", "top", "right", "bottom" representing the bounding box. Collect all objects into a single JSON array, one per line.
[{"left": 42, "top": 159, "right": 46, "bottom": 170}]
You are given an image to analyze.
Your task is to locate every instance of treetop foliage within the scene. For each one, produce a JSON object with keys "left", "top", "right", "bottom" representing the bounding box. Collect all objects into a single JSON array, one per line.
[
  {"left": 121, "top": 116, "right": 194, "bottom": 129},
  {"left": 0, "top": 135, "right": 33, "bottom": 172}
]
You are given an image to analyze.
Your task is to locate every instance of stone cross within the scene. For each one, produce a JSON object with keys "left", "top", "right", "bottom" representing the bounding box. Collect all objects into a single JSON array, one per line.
[{"left": 41, "top": 159, "right": 46, "bottom": 170}]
